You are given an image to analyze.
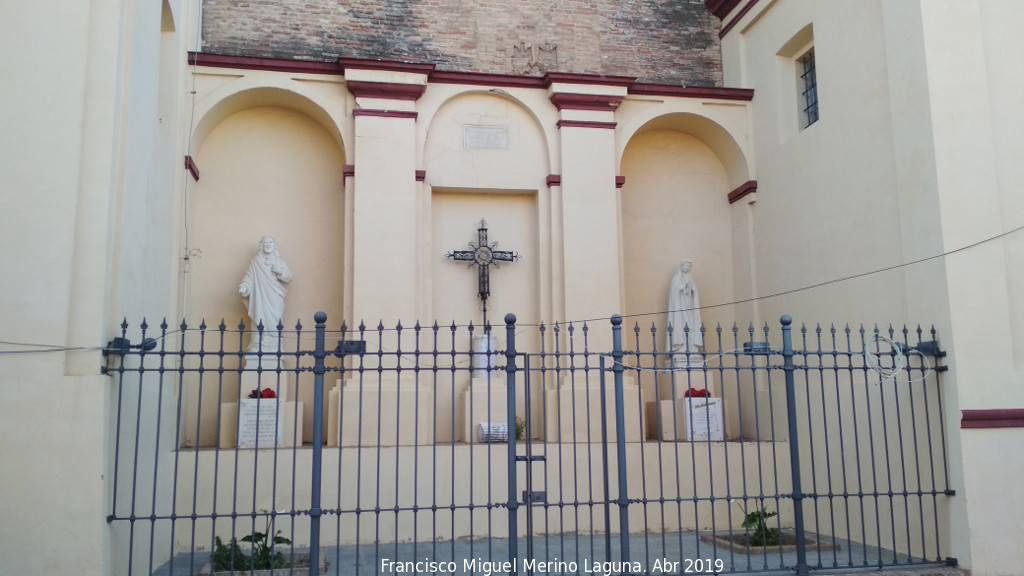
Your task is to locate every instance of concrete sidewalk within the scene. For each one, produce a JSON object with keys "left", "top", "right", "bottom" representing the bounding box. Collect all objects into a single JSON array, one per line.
[{"left": 153, "top": 529, "right": 965, "bottom": 576}]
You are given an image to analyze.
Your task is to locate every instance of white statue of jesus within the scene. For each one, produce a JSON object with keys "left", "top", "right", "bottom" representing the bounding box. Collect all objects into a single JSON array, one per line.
[
  {"left": 239, "top": 235, "right": 293, "bottom": 354},
  {"left": 667, "top": 259, "right": 702, "bottom": 367}
]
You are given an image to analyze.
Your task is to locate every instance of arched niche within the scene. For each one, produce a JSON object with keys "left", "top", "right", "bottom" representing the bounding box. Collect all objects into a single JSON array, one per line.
[
  {"left": 618, "top": 111, "right": 751, "bottom": 190},
  {"left": 424, "top": 91, "right": 550, "bottom": 327},
  {"left": 187, "top": 93, "right": 347, "bottom": 327},
  {"left": 191, "top": 86, "right": 346, "bottom": 157},
  {"left": 619, "top": 115, "right": 737, "bottom": 339},
  {"left": 183, "top": 92, "right": 347, "bottom": 448}
]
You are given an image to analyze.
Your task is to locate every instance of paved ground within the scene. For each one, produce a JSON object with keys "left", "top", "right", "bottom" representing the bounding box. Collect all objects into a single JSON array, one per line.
[{"left": 152, "top": 530, "right": 966, "bottom": 576}]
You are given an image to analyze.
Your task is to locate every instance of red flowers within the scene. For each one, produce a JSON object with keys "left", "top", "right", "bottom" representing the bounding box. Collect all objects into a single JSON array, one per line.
[
  {"left": 684, "top": 388, "right": 710, "bottom": 398},
  {"left": 249, "top": 388, "right": 277, "bottom": 399}
]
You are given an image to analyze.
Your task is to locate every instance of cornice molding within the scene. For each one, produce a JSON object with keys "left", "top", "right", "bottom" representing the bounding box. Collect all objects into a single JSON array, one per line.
[
  {"left": 186, "top": 53, "right": 754, "bottom": 103},
  {"left": 544, "top": 72, "right": 636, "bottom": 88},
  {"left": 705, "top": 0, "right": 742, "bottom": 20},
  {"left": 630, "top": 84, "right": 754, "bottom": 101},
  {"left": 556, "top": 120, "right": 618, "bottom": 130},
  {"left": 337, "top": 57, "right": 435, "bottom": 75},
  {"left": 187, "top": 52, "right": 340, "bottom": 74},
  {"left": 346, "top": 80, "right": 426, "bottom": 101},
  {"left": 718, "top": 0, "right": 763, "bottom": 38},
  {"left": 727, "top": 180, "right": 758, "bottom": 203},
  {"left": 549, "top": 93, "right": 623, "bottom": 111},
  {"left": 962, "top": 409, "right": 1024, "bottom": 429},
  {"left": 184, "top": 156, "right": 200, "bottom": 181},
  {"left": 352, "top": 109, "right": 419, "bottom": 119}
]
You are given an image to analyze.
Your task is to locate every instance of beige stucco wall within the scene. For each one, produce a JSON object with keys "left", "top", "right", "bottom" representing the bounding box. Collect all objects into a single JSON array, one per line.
[
  {"left": 0, "top": 0, "right": 198, "bottom": 574},
  {"left": 718, "top": 0, "right": 1024, "bottom": 573}
]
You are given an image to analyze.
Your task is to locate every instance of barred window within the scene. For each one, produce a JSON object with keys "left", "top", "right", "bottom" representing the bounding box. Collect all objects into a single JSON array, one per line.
[{"left": 800, "top": 48, "right": 819, "bottom": 128}]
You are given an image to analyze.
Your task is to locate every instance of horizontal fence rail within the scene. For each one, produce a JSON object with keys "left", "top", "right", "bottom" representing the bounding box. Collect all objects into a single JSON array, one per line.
[{"left": 105, "top": 314, "right": 953, "bottom": 575}]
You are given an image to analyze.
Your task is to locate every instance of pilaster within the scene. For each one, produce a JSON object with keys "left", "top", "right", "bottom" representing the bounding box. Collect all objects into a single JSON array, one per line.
[
  {"left": 342, "top": 60, "right": 432, "bottom": 326},
  {"left": 548, "top": 75, "right": 632, "bottom": 346}
]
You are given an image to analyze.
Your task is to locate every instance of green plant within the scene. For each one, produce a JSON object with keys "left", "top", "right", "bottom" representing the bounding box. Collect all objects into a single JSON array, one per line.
[
  {"left": 740, "top": 507, "right": 780, "bottom": 546},
  {"left": 242, "top": 527, "right": 291, "bottom": 570},
  {"left": 515, "top": 416, "right": 526, "bottom": 440},
  {"left": 212, "top": 536, "right": 250, "bottom": 572},
  {"left": 212, "top": 515, "right": 292, "bottom": 572}
]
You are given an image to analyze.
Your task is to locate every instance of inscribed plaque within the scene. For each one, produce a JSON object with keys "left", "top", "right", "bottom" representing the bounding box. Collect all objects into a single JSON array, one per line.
[
  {"left": 237, "top": 398, "right": 283, "bottom": 449},
  {"left": 463, "top": 125, "right": 509, "bottom": 150}
]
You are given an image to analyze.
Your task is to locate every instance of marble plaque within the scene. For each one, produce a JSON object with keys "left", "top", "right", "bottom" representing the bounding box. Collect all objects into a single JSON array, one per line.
[
  {"left": 463, "top": 125, "right": 509, "bottom": 150},
  {"left": 681, "top": 398, "right": 723, "bottom": 441},
  {"left": 237, "top": 399, "right": 283, "bottom": 449}
]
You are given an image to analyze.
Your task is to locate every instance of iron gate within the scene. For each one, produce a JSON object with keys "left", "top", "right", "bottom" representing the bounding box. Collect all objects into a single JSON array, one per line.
[{"left": 106, "top": 313, "right": 954, "bottom": 575}]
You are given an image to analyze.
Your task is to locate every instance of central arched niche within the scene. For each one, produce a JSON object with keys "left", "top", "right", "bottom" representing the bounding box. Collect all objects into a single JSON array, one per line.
[
  {"left": 424, "top": 91, "right": 549, "bottom": 444},
  {"left": 620, "top": 116, "right": 735, "bottom": 349},
  {"left": 185, "top": 92, "right": 346, "bottom": 448},
  {"left": 424, "top": 91, "right": 549, "bottom": 328}
]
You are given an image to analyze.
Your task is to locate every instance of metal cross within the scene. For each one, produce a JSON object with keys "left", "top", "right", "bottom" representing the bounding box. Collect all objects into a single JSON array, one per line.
[{"left": 445, "top": 219, "right": 520, "bottom": 326}]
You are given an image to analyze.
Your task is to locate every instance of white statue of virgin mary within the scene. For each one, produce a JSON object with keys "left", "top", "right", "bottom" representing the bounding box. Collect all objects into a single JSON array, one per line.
[
  {"left": 239, "top": 235, "right": 293, "bottom": 354},
  {"left": 667, "top": 259, "right": 702, "bottom": 367}
]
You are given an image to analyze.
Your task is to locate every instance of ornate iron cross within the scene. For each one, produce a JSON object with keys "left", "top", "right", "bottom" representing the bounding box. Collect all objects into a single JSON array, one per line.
[{"left": 445, "top": 219, "right": 520, "bottom": 326}]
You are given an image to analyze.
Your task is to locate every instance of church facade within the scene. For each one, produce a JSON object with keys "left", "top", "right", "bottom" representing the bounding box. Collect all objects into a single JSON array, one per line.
[{"left": 2, "top": 1, "right": 1022, "bottom": 575}]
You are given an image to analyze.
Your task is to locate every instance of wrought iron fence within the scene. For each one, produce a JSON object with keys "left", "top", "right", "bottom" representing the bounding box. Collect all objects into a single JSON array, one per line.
[{"left": 105, "top": 313, "right": 953, "bottom": 575}]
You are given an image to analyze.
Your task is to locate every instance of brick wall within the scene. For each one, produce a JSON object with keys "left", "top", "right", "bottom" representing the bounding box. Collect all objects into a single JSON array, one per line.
[{"left": 201, "top": 0, "right": 722, "bottom": 86}]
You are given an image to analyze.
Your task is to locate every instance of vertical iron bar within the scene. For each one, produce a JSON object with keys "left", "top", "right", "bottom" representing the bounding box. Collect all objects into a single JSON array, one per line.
[
  {"left": 292, "top": 320, "right": 304, "bottom": 570},
  {"left": 781, "top": 315, "right": 809, "bottom": 576},
  {"left": 523, "top": 354, "right": 536, "bottom": 574},
  {"left": 188, "top": 321, "right": 209, "bottom": 576},
  {"left": 394, "top": 322, "right": 404, "bottom": 560},
  {"left": 582, "top": 322, "right": 597, "bottom": 564},
  {"left": 168, "top": 320, "right": 187, "bottom": 575},
  {"left": 146, "top": 320, "right": 169, "bottom": 576},
  {"left": 505, "top": 313, "right": 520, "bottom": 575},
  {"left": 309, "top": 312, "right": 327, "bottom": 576},
  {"left": 127, "top": 319, "right": 150, "bottom": 576},
  {"left": 599, "top": 355, "right": 612, "bottom": 561},
  {"left": 108, "top": 319, "right": 129, "bottom": 525},
  {"left": 611, "top": 315, "right": 630, "bottom": 563}
]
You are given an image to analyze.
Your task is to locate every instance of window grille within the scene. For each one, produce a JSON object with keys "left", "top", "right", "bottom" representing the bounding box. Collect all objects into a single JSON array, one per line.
[{"left": 801, "top": 48, "right": 819, "bottom": 127}]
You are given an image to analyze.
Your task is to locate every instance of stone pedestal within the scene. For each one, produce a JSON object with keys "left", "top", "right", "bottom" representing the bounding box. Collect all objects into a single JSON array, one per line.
[
  {"left": 470, "top": 334, "right": 498, "bottom": 379},
  {"left": 328, "top": 377, "right": 434, "bottom": 447},
  {"left": 218, "top": 400, "right": 304, "bottom": 449},
  {"left": 542, "top": 375, "right": 644, "bottom": 442},
  {"left": 460, "top": 378, "right": 509, "bottom": 442},
  {"left": 646, "top": 397, "right": 724, "bottom": 441}
]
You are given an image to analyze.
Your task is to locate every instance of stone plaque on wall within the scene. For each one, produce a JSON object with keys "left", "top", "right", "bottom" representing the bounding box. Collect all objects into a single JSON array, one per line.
[
  {"left": 237, "top": 399, "right": 283, "bottom": 448},
  {"left": 463, "top": 125, "right": 509, "bottom": 150}
]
